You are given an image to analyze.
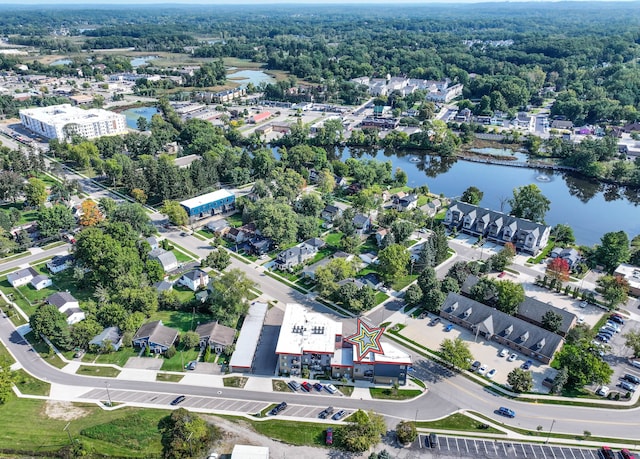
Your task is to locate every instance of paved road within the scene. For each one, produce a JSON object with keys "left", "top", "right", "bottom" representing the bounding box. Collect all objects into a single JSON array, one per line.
[{"left": 0, "top": 244, "right": 70, "bottom": 273}]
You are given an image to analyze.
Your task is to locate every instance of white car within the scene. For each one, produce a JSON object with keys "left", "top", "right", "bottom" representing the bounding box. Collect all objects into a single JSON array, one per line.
[
  {"left": 507, "top": 353, "right": 518, "bottom": 362},
  {"left": 477, "top": 365, "right": 488, "bottom": 375},
  {"left": 499, "top": 348, "right": 509, "bottom": 358},
  {"left": 325, "top": 384, "right": 338, "bottom": 394},
  {"left": 487, "top": 369, "right": 497, "bottom": 378},
  {"left": 596, "top": 386, "right": 609, "bottom": 396},
  {"left": 579, "top": 301, "right": 588, "bottom": 308}
]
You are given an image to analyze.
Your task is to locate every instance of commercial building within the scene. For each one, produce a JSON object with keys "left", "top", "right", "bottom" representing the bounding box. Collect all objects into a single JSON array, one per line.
[
  {"left": 179, "top": 189, "right": 235, "bottom": 220},
  {"left": 275, "top": 304, "right": 411, "bottom": 385},
  {"left": 614, "top": 263, "right": 640, "bottom": 297},
  {"left": 19, "top": 104, "right": 127, "bottom": 140},
  {"left": 229, "top": 302, "right": 268, "bottom": 373}
]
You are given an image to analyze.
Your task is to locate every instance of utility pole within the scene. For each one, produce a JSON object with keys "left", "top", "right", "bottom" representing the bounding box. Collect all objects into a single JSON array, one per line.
[
  {"left": 105, "top": 382, "right": 112, "bottom": 407},
  {"left": 546, "top": 419, "right": 556, "bottom": 444},
  {"left": 63, "top": 422, "right": 72, "bottom": 445}
]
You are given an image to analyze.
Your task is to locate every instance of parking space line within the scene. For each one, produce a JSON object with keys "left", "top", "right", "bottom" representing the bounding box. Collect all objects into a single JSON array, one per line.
[
  {"left": 502, "top": 442, "right": 510, "bottom": 457},
  {"left": 463, "top": 437, "right": 469, "bottom": 454}
]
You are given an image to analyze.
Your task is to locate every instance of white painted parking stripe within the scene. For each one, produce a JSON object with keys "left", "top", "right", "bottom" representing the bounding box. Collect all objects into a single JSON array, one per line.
[
  {"left": 464, "top": 437, "right": 469, "bottom": 454},
  {"left": 503, "top": 442, "right": 510, "bottom": 457}
]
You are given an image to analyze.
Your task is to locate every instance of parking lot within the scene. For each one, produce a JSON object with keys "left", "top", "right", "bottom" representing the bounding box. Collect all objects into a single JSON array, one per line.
[
  {"left": 422, "top": 435, "right": 625, "bottom": 459},
  {"left": 598, "top": 314, "right": 640, "bottom": 397}
]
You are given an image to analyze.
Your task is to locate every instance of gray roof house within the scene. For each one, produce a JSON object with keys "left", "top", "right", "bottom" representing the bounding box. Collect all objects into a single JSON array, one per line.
[
  {"left": 321, "top": 205, "right": 342, "bottom": 222},
  {"left": 146, "top": 236, "right": 159, "bottom": 250},
  {"left": 195, "top": 321, "right": 236, "bottom": 352},
  {"left": 132, "top": 320, "right": 178, "bottom": 353},
  {"left": 89, "top": 326, "right": 123, "bottom": 351},
  {"left": 149, "top": 248, "right": 179, "bottom": 272},
  {"left": 516, "top": 297, "right": 577, "bottom": 337},
  {"left": 7, "top": 267, "right": 38, "bottom": 287},
  {"left": 439, "top": 292, "right": 563, "bottom": 364},
  {"left": 275, "top": 244, "right": 318, "bottom": 271},
  {"left": 444, "top": 200, "right": 551, "bottom": 255},
  {"left": 396, "top": 194, "right": 418, "bottom": 212},
  {"left": 153, "top": 280, "right": 174, "bottom": 292},
  {"left": 46, "top": 255, "right": 74, "bottom": 274},
  {"left": 352, "top": 213, "right": 372, "bottom": 236},
  {"left": 46, "top": 291, "right": 79, "bottom": 310}
]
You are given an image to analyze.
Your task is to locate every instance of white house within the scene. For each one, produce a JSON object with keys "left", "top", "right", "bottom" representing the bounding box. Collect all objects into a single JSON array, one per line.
[
  {"left": 46, "top": 291, "right": 84, "bottom": 325},
  {"left": 46, "top": 255, "right": 74, "bottom": 274},
  {"left": 30, "top": 275, "right": 52, "bottom": 291},
  {"left": 148, "top": 248, "right": 179, "bottom": 273},
  {"left": 7, "top": 267, "right": 38, "bottom": 288},
  {"left": 179, "top": 269, "right": 210, "bottom": 292}
]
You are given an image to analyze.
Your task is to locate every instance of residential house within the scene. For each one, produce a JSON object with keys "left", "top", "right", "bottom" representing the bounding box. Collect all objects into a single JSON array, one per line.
[
  {"left": 206, "top": 219, "right": 230, "bottom": 236},
  {"left": 512, "top": 112, "right": 535, "bottom": 131},
  {"left": 89, "top": 326, "right": 123, "bottom": 351},
  {"left": 8, "top": 267, "right": 38, "bottom": 287},
  {"left": 30, "top": 275, "right": 52, "bottom": 291},
  {"left": 132, "top": 320, "right": 179, "bottom": 354},
  {"left": 148, "top": 248, "right": 179, "bottom": 273},
  {"left": 353, "top": 214, "right": 372, "bottom": 236},
  {"left": 444, "top": 200, "right": 551, "bottom": 255},
  {"left": 422, "top": 198, "right": 442, "bottom": 217},
  {"left": 359, "top": 252, "right": 378, "bottom": 265},
  {"left": 549, "top": 247, "right": 580, "bottom": 269},
  {"left": 396, "top": 194, "right": 418, "bottom": 212},
  {"left": 334, "top": 176, "right": 348, "bottom": 188},
  {"left": 359, "top": 272, "right": 383, "bottom": 289},
  {"left": 321, "top": 205, "right": 342, "bottom": 222},
  {"left": 179, "top": 269, "right": 210, "bottom": 291},
  {"left": 274, "top": 239, "right": 324, "bottom": 271},
  {"left": 153, "top": 280, "right": 174, "bottom": 292},
  {"left": 248, "top": 238, "right": 272, "bottom": 255},
  {"left": 46, "top": 291, "right": 84, "bottom": 325},
  {"left": 455, "top": 108, "right": 472, "bottom": 122},
  {"left": 225, "top": 227, "right": 246, "bottom": 244},
  {"left": 375, "top": 228, "right": 389, "bottom": 246},
  {"left": 145, "top": 236, "right": 159, "bottom": 250},
  {"left": 551, "top": 120, "right": 574, "bottom": 130},
  {"left": 46, "top": 255, "right": 74, "bottom": 274},
  {"left": 439, "top": 293, "right": 563, "bottom": 364},
  {"left": 195, "top": 321, "right": 236, "bottom": 353}
]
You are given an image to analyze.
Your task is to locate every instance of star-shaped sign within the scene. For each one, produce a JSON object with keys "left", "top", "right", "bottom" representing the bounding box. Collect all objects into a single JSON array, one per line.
[{"left": 345, "top": 319, "right": 385, "bottom": 361}]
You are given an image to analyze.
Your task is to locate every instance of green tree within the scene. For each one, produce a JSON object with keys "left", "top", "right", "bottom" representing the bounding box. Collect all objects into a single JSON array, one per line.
[
  {"left": 160, "top": 408, "right": 220, "bottom": 459},
  {"left": 335, "top": 410, "right": 386, "bottom": 453},
  {"left": 439, "top": 337, "right": 473, "bottom": 370},
  {"left": 161, "top": 200, "right": 189, "bottom": 226},
  {"left": 377, "top": 244, "right": 410, "bottom": 283},
  {"left": 209, "top": 269, "right": 257, "bottom": 327},
  {"left": 551, "top": 367, "right": 569, "bottom": 394},
  {"left": 37, "top": 204, "right": 76, "bottom": 238},
  {"left": 0, "top": 356, "right": 14, "bottom": 404},
  {"left": 24, "top": 177, "right": 47, "bottom": 207},
  {"left": 202, "top": 249, "right": 230, "bottom": 271},
  {"left": 470, "top": 278, "right": 498, "bottom": 303},
  {"left": 249, "top": 198, "right": 298, "bottom": 246},
  {"left": 29, "top": 304, "right": 72, "bottom": 350},
  {"left": 71, "top": 319, "right": 103, "bottom": 349},
  {"left": 555, "top": 344, "right": 613, "bottom": 388},
  {"left": 596, "top": 275, "right": 629, "bottom": 309},
  {"left": 111, "top": 203, "right": 153, "bottom": 234},
  {"left": 541, "top": 310, "right": 563, "bottom": 333},
  {"left": 551, "top": 224, "right": 576, "bottom": 245},
  {"left": 460, "top": 186, "right": 484, "bottom": 205},
  {"left": 404, "top": 284, "right": 423, "bottom": 308},
  {"left": 594, "top": 231, "right": 630, "bottom": 273},
  {"left": 431, "top": 225, "right": 449, "bottom": 265},
  {"left": 297, "top": 193, "right": 324, "bottom": 217},
  {"left": 181, "top": 331, "right": 201, "bottom": 349},
  {"left": 507, "top": 368, "right": 533, "bottom": 392},
  {"left": 395, "top": 420, "right": 417, "bottom": 445},
  {"left": 136, "top": 116, "right": 148, "bottom": 131},
  {"left": 315, "top": 257, "right": 358, "bottom": 298},
  {"left": 494, "top": 280, "right": 525, "bottom": 315},
  {"left": 118, "top": 286, "right": 159, "bottom": 316},
  {"left": 623, "top": 330, "right": 640, "bottom": 357},
  {"left": 508, "top": 184, "right": 551, "bottom": 223},
  {"left": 391, "top": 219, "right": 415, "bottom": 244}
]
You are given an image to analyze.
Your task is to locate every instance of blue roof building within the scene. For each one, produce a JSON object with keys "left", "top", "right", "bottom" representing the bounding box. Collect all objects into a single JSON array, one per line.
[{"left": 180, "top": 189, "right": 235, "bottom": 220}]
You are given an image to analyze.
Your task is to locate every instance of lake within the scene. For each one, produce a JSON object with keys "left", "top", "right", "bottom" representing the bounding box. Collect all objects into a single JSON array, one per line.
[
  {"left": 336, "top": 147, "right": 640, "bottom": 246},
  {"left": 227, "top": 69, "right": 275, "bottom": 87},
  {"left": 130, "top": 55, "right": 158, "bottom": 68},
  {"left": 121, "top": 106, "right": 160, "bottom": 129},
  {"left": 50, "top": 59, "right": 72, "bottom": 66}
]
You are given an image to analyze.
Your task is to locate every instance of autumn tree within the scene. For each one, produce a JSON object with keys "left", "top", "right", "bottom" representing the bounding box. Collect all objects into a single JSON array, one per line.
[
  {"left": 131, "top": 188, "right": 148, "bottom": 204},
  {"left": 546, "top": 257, "right": 570, "bottom": 283},
  {"left": 79, "top": 200, "right": 104, "bottom": 227}
]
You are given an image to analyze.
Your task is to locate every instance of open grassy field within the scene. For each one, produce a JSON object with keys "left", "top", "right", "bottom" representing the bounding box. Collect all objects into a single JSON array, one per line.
[
  {"left": 151, "top": 309, "right": 213, "bottom": 333},
  {"left": 82, "top": 347, "right": 139, "bottom": 367},
  {"left": 160, "top": 345, "right": 200, "bottom": 372},
  {"left": 369, "top": 387, "right": 423, "bottom": 400},
  {"left": 12, "top": 368, "right": 51, "bottom": 396},
  {"left": 76, "top": 365, "right": 121, "bottom": 378}
]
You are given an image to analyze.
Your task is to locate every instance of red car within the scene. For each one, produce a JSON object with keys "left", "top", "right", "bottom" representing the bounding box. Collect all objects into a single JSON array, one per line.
[
  {"left": 325, "top": 428, "right": 333, "bottom": 445},
  {"left": 621, "top": 449, "right": 636, "bottom": 459},
  {"left": 601, "top": 446, "right": 615, "bottom": 459},
  {"left": 301, "top": 381, "right": 312, "bottom": 392}
]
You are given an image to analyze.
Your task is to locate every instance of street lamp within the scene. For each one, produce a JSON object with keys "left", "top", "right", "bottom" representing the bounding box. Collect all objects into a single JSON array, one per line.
[
  {"left": 545, "top": 419, "right": 556, "bottom": 444},
  {"left": 105, "top": 382, "right": 112, "bottom": 407}
]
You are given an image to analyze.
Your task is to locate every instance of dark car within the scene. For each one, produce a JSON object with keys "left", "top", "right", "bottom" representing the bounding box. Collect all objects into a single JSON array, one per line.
[
  {"left": 186, "top": 361, "right": 197, "bottom": 371},
  {"left": 609, "top": 315, "right": 625, "bottom": 325},
  {"left": 601, "top": 446, "right": 615, "bottom": 459},
  {"left": 269, "top": 402, "right": 287, "bottom": 416},
  {"left": 313, "top": 383, "right": 323, "bottom": 391},
  {"left": 429, "top": 317, "right": 440, "bottom": 326},
  {"left": 497, "top": 407, "right": 515, "bottom": 418},
  {"left": 470, "top": 360, "right": 481, "bottom": 371},
  {"left": 325, "top": 428, "right": 333, "bottom": 445},
  {"left": 332, "top": 410, "right": 346, "bottom": 420},
  {"left": 170, "top": 395, "right": 186, "bottom": 406},
  {"left": 428, "top": 433, "right": 438, "bottom": 448},
  {"left": 318, "top": 406, "right": 335, "bottom": 419},
  {"left": 288, "top": 381, "right": 301, "bottom": 391},
  {"left": 301, "top": 381, "right": 312, "bottom": 392},
  {"left": 521, "top": 360, "right": 533, "bottom": 370},
  {"left": 624, "top": 373, "right": 640, "bottom": 385}
]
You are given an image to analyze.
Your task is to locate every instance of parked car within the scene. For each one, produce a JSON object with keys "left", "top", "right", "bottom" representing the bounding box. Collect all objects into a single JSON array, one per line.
[
  {"left": 186, "top": 361, "right": 197, "bottom": 371},
  {"left": 497, "top": 407, "right": 515, "bottom": 418},
  {"left": 444, "top": 323, "right": 454, "bottom": 332},
  {"left": 428, "top": 433, "right": 438, "bottom": 448},
  {"left": 429, "top": 317, "right": 440, "bottom": 326},
  {"left": 623, "top": 374, "right": 640, "bottom": 385},
  {"left": 499, "top": 348, "right": 509, "bottom": 358},
  {"left": 601, "top": 446, "right": 615, "bottom": 459},
  {"left": 507, "top": 353, "right": 518, "bottom": 362},
  {"left": 486, "top": 369, "right": 497, "bottom": 379},
  {"left": 170, "top": 395, "right": 186, "bottom": 406},
  {"left": 477, "top": 365, "right": 488, "bottom": 375},
  {"left": 269, "top": 402, "right": 287, "bottom": 415},
  {"left": 630, "top": 360, "right": 640, "bottom": 369},
  {"left": 318, "top": 406, "right": 334, "bottom": 419},
  {"left": 497, "top": 271, "right": 506, "bottom": 278},
  {"left": 596, "top": 334, "right": 610, "bottom": 343},
  {"left": 470, "top": 360, "right": 481, "bottom": 371},
  {"left": 619, "top": 380, "right": 637, "bottom": 392},
  {"left": 301, "top": 381, "right": 312, "bottom": 392},
  {"left": 579, "top": 301, "right": 588, "bottom": 308},
  {"left": 596, "top": 386, "right": 609, "bottom": 396},
  {"left": 605, "top": 321, "right": 620, "bottom": 332},
  {"left": 313, "top": 383, "right": 323, "bottom": 391},
  {"left": 332, "top": 410, "right": 346, "bottom": 420},
  {"left": 325, "top": 384, "right": 338, "bottom": 394},
  {"left": 521, "top": 360, "right": 533, "bottom": 370},
  {"left": 609, "top": 315, "right": 625, "bottom": 325},
  {"left": 325, "top": 428, "right": 333, "bottom": 445},
  {"left": 288, "top": 381, "right": 301, "bottom": 391},
  {"left": 621, "top": 448, "right": 636, "bottom": 459}
]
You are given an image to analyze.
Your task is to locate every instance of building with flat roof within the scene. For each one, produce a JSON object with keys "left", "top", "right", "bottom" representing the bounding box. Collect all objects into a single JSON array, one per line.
[
  {"left": 231, "top": 445, "right": 269, "bottom": 459},
  {"left": 276, "top": 304, "right": 411, "bottom": 385},
  {"left": 229, "top": 302, "right": 268, "bottom": 373},
  {"left": 179, "top": 189, "right": 235, "bottom": 220},
  {"left": 614, "top": 263, "right": 640, "bottom": 297},
  {"left": 19, "top": 104, "right": 127, "bottom": 140}
]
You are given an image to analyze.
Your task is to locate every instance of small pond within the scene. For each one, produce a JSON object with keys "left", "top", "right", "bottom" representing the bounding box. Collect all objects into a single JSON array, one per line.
[
  {"left": 227, "top": 69, "right": 275, "bottom": 87},
  {"left": 121, "top": 106, "right": 160, "bottom": 129},
  {"left": 130, "top": 55, "right": 159, "bottom": 68},
  {"left": 50, "top": 59, "right": 72, "bottom": 66}
]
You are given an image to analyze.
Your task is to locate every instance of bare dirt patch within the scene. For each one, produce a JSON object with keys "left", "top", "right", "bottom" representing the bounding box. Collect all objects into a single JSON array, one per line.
[{"left": 43, "top": 401, "right": 89, "bottom": 421}]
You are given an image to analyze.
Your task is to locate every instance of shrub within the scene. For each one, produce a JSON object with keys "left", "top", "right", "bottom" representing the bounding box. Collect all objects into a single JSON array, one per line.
[
  {"left": 164, "top": 345, "right": 176, "bottom": 359},
  {"left": 395, "top": 421, "right": 417, "bottom": 444}
]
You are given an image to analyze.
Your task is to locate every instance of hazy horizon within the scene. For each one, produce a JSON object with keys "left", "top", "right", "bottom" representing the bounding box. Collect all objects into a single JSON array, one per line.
[{"left": 0, "top": 0, "right": 637, "bottom": 4}]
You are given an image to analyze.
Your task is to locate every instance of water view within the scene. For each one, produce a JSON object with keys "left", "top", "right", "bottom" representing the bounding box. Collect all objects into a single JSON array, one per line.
[
  {"left": 337, "top": 148, "right": 640, "bottom": 246},
  {"left": 49, "top": 58, "right": 72, "bottom": 66},
  {"left": 121, "top": 106, "right": 160, "bottom": 129},
  {"left": 130, "top": 55, "right": 158, "bottom": 68},
  {"left": 227, "top": 69, "right": 275, "bottom": 87}
]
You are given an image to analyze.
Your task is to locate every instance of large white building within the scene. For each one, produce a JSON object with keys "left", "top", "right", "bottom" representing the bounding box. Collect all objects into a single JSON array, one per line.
[{"left": 19, "top": 104, "right": 127, "bottom": 140}]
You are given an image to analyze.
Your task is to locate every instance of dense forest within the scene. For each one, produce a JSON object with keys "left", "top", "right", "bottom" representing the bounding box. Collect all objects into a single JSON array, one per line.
[{"left": 2, "top": 3, "right": 640, "bottom": 123}]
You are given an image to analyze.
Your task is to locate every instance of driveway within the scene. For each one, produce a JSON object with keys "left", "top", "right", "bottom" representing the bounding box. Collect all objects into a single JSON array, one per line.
[
  {"left": 251, "top": 306, "right": 283, "bottom": 375},
  {"left": 124, "top": 356, "right": 164, "bottom": 370}
]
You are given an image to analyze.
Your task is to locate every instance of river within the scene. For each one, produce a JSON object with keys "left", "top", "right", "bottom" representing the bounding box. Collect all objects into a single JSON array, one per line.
[{"left": 336, "top": 147, "right": 640, "bottom": 246}]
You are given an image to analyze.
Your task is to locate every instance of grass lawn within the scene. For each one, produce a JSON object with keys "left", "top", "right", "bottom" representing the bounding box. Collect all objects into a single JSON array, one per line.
[
  {"left": 369, "top": 387, "right": 423, "bottom": 400},
  {"left": 197, "top": 228, "right": 215, "bottom": 239},
  {"left": 24, "top": 332, "right": 67, "bottom": 369},
  {"left": 323, "top": 231, "right": 343, "bottom": 248},
  {"left": 83, "top": 347, "right": 138, "bottom": 367},
  {"left": 151, "top": 309, "right": 212, "bottom": 333},
  {"left": 335, "top": 384, "right": 354, "bottom": 396},
  {"left": 391, "top": 274, "right": 418, "bottom": 291},
  {"left": 416, "top": 413, "right": 503, "bottom": 434},
  {"left": 243, "top": 419, "right": 332, "bottom": 447},
  {"left": 50, "top": 269, "right": 93, "bottom": 302},
  {"left": 0, "top": 278, "right": 32, "bottom": 316},
  {"left": 417, "top": 195, "right": 429, "bottom": 206},
  {"left": 272, "top": 380, "right": 293, "bottom": 392},
  {"left": 226, "top": 213, "right": 243, "bottom": 227},
  {"left": 0, "top": 397, "right": 168, "bottom": 457},
  {"left": 13, "top": 369, "right": 51, "bottom": 396},
  {"left": 172, "top": 248, "right": 194, "bottom": 263},
  {"left": 156, "top": 373, "right": 184, "bottom": 383},
  {"left": 0, "top": 338, "right": 15, "bottom": 364},
  {"left": 388, "top": 186, "right": 412, "bottom": 195},
  {"left": 307, "top": 247, "right": 336, "bottom": 265},
  {"left": 160, "top": 346, "right": 200, "bottom": 372},
  {"left": 0, "top": 203, "right": 38, "bottom": 225},
  {"left": 171, "top": 285, "right": 197, "bottom": 304},
  {"left": 374, "top": 291, "right": 389, "bottom": 305},
  {"left": 76, "top": 365, "right": 121, "bottom": 378},
  {"left": 17, "top": 282, "right": 56, "bottom": 306},
  {"left": 223, "top": 376, "right": 248, "bottom": 388},
  {"left": 358, "top": 236, "right": 379, "bottom": 255}
]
